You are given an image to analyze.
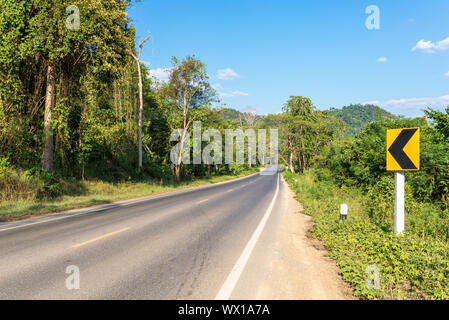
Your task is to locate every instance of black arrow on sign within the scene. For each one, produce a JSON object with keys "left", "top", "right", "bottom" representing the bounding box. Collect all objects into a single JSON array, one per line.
[{"left": 388, "top": 128, "right": 418, "bottom": 170}]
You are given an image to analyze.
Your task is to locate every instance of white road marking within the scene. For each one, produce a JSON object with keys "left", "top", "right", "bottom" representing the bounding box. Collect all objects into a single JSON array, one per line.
[{"left": 215, "top": 173, "right": 280, "bottom": 300}]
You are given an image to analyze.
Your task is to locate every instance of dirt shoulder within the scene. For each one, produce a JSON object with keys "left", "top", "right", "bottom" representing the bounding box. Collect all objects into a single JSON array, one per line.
[{"left": 257, "top": 177, "right": 356, "bottom": 300}]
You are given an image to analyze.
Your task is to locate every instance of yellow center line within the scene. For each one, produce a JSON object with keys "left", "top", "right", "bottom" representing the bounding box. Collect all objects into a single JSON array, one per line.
[
  {"left": 227, "top": 189, "right": 234, "bottom": 193},
  {"left": 196, "top": 199, "right": 209, "bottom": 205},
  {"left": 72, "top": 227, "right": 130, "bottom": 248}
]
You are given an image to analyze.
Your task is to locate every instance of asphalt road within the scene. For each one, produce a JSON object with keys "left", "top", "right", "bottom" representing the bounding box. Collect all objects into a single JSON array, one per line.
[{"left": 0, "top": 166, "right": 285, "bottom": 300}]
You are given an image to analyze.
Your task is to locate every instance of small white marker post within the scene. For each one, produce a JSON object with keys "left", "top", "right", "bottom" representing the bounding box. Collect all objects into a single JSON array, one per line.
[
  {"left": 340, "top": 204, "right": 348, "bottom": 222},
  {"left": 394, "top": 171, "right": 405, "bottom": 235}
]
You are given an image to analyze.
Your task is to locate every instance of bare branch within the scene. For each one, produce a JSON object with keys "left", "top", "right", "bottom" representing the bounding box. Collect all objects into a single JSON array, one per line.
[
  {"left": 138, "top": 33, "right": 151, "bottom": 61},
  {"left": 139, "top": 33, "right": 151, "bottom": 48},
  {"left": 128, "top": 49, "right": 138, "bottom": 61}
]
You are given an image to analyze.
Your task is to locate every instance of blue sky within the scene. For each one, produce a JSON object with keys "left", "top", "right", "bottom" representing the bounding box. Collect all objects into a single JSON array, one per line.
[{"left": 128, "top": 0, "right": 449, "bottom": 117}]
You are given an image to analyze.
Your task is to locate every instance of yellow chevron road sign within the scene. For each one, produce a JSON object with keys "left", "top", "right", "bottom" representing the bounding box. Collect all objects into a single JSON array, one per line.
[{"left": 386, "top": 128, "right": 420, "bottom": 171}]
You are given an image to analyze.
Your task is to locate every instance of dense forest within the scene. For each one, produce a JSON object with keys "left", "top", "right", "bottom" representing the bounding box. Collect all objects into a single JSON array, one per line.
[
  {"left": 0, "top": 2, "right": 261, "bottom": 183},
  {"left": 329, "top": 104, "right": 398, "bottom": 137}
]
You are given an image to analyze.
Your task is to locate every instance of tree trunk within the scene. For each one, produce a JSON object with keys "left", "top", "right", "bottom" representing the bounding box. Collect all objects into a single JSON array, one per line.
[
  {"left": 289, "top": 151, "right": 294, "bottom": 173},
  {"left": 41, "top": 64, "right": 56, "bottom": 173},
  {"left": 302, "top": 152, "right": 307, "bottom": 172},
  {"left": 136, "top": 59, "right": 143, "bottom": 168},
  {"left": 175, "top": 164, "right": 181, "bottom": 181},
  {"left": 175, "top": 131, "right": 187, "bottom": 181}
]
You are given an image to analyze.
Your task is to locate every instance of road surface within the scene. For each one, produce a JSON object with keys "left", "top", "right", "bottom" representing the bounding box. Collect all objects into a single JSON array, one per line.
[{"left": 0, "top": 166, "right": 286, "bottom": 299}]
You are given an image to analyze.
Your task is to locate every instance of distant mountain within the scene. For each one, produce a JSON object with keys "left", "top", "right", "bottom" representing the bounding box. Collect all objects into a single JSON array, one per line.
[
  {"left": 217, "top": 107, "right": 262, "bottom": 126},
  {"left": 329, "top": 104, "right": 398, "bottom": 137},
  {"left": 217, "top": 108, "right": 243, "bottom": 123}
]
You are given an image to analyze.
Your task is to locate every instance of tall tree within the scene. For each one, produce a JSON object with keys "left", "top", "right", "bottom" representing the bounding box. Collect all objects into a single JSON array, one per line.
[
  {"left": 277, "top": 96, "right": 344, "bottom": 173},
  {"left": 425, "top": 107, "right": 449, "bottom": 140},
  {"left": 129, "top": 33, "right": 151, "bottom": 168},
  {"left": 0, "top": 0, "right": 133, "bottom": 172},
  {"left": 161, "top": 56, "right": 216, "bottom": 180}
]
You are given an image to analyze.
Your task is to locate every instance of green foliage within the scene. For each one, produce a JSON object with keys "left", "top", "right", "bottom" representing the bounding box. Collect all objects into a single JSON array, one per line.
[
  {"left": 284, "top": 171, "right": 449, "bottom": 300},
  {"left": 217, "top": 108, "right": 242, "bottom": 123},
  {"left": 0, "top": 0, "right": 259, "bottom": 204},
  {"left": 316, "top": 118, "right": 425, "bottom": 187},
  {"left": 269, "top": 96, "right": 345, "bottom": 173},
  {"left": 0, "top": 163, "right": 60, "bottom": 201},
  {"left": 366, "top": 176, "right": 421, "bottom": 232},
  {"left": 22, "top": 167, "right": 61, "bottom": 199},
  {"left": 425, "top": 107, "right": 449, "bottom": 140},
  {"left": 293, "top": 108, "right": 449, "bottom": 299},
  {"left": 329, "top": 104, "right": 397, "bottom": 137},
  {"left": 0, "top": 2, "right": 261, "bottom": 204}
]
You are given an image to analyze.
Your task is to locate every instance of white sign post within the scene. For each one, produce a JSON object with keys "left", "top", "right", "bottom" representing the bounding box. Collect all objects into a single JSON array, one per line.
[
  {"left": 340, "top": 204, "right": 348, "bottom": 222},
  {"left": 394, "top": 171, "right": 405, "bottom": 235}
]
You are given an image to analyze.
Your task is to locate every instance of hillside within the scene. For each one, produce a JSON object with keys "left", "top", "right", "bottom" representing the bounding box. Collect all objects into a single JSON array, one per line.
[
  {"left": 217, "top": 108, "right": 244, "bottom": 123},
  {"left": 329, "top": 104, "right": 397, "bottom": 137}
]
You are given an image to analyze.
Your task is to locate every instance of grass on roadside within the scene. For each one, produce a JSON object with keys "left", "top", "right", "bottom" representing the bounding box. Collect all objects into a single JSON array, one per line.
[
  {"left": 283, "top": 170, "right": 449, "bottom": 300},
  {"left": 0, "top": 168, "right": 259, "bottom": 222}
]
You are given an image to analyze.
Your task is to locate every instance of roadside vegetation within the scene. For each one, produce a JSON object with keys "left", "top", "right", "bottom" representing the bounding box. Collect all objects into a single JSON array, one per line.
[
  {"left": 0, "top": 1, "right": 263, "bottom": 220},
  {"left": 0, "top": 164, "right": 258, "bottom": 222},
  {"left": 283, "top": 107, "right": 449, "bottom": 300}
]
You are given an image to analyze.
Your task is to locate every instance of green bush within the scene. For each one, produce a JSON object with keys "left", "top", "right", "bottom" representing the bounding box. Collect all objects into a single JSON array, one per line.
[
  {"left": 22, "top": 167, "right": 61, "bottom": 199},
  {"left": 284, "top": 170, "right": 449, "bottom": 300},
  {"left": 0, "top": 158, "right": 62, "bottom": 201},
  {"left": 366, "top": 176, "right": 422, "bottom": 232}
]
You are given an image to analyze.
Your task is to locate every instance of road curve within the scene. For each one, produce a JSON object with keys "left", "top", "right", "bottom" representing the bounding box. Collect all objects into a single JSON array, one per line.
[{"left": 0, "top": 167, "right": 285, "bottom": 299}]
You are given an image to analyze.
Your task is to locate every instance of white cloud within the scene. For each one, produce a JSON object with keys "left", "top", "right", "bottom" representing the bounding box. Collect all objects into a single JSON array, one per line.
[
  {"left": 211, "top": 83, "right": 223, "bottom": 90},
  {"left": 148, "top": 68, "right": 171, "bottom": 83},
  {"left": 412, "top": 37, "right": 449, "bottom": 53},
  {"left": 383, "top": 95, "right": 449, "bottom": 109},
  {"left": 219, "top": 90, "right": 249, "bottom": 98},
  {"left": 364, "top": 95, "right": 449, "bottom": 117},
  {"left": 217, "top": 68, "right": 239, "bottom": 80},
  {"left": 212, "top": 83, "right": 248, "bottom": 98},
  {"left": 445, "top": 71, "right": 449, "bottom": 77},
  {"left": 376, "top": 57, "right": 388, "bottom": 63}
]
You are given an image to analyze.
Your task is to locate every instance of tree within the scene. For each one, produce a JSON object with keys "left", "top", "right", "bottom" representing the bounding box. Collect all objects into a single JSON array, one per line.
[
  {"left": 241, "top": 106, "right": 259, "bottom": 127},
  {"left": 282, "top": 96, "right": 315, "bottom": 173},
  {"left": 241, "top": 106, "right": 259, "bottom": 167},
  {"left": 0, "top": 0, "right": 133, "bottom": 172},
  {"left": 276, "top": 96, "right": 344, "bottom": 173},
  {"left": 425, "top": 106, "right": 449, "bottom": 140},
  {"left": 129, "top": 33, "right": 151, "bottom": 169},
  {"left": 161, "top": 56, "right": 216, "bottom": 180}
]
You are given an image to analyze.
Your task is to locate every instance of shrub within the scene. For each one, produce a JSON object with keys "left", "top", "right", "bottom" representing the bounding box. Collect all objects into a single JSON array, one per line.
[
  {"left": 284, "top": 170, "right": 449, "bottom": 300},
  {"left": 366, "top": 175, "right": 422, "bottom": 232}
]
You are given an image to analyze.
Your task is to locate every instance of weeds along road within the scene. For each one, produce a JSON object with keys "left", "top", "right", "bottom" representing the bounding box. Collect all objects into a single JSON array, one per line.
[{"left": 0, "top": 166, "right": 284, "bottom": 299}]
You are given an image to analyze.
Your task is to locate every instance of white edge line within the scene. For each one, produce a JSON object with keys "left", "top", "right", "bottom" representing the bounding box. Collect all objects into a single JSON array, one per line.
[
  {"left": 0, "top": 172, "right": 261, "bottom": 233},
  {"left": 215, "top": 173, "right": 280, "bottom": 300}
]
